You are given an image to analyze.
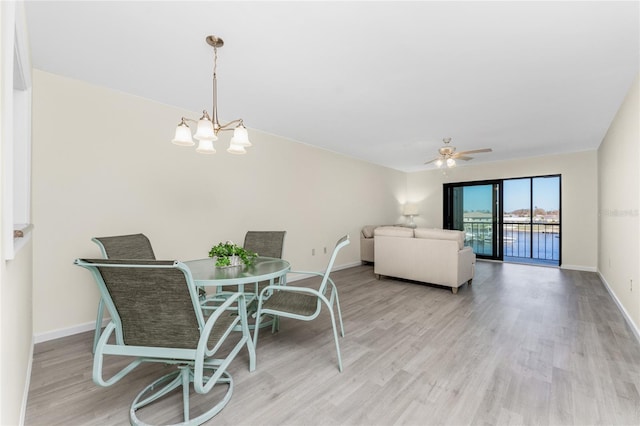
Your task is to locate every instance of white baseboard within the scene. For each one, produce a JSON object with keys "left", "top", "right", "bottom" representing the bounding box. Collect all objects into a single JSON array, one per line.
[
  {"left": 33, "top": 319, "right": 105, "bottom": 344},
  {"left": 20, "top": 336, "right": 35, "bottom": 426},
  {"left": 560, "top": 264, "right": 597, "bottom": 272},
  {"left": 33, "top": 262, "right": 363, "bottom": 343},
  {"left": 598, "top": 271, "right": 640, "bottom": 343},
  {"left": 287, "top": 261, "right": 362, "bottom": 283}
]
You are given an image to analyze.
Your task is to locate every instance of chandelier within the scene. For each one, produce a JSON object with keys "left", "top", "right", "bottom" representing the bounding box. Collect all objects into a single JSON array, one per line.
[{"left": 171, "top": 35, "right": 252, "bottom": 154}]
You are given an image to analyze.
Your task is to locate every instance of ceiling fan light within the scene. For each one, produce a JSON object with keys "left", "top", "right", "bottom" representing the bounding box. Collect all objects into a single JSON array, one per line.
[
  {"left": 195, "top": 140, "right": 216, "bottom": 154},
  {"left": 171, "top": 121, "right": 194, "bottom": 146},
  {"left": 446, "top": 158, "right": 456, "bottom": 168},
  {"left": 434, "top": 158, "right": 443, "bottom": 168}
]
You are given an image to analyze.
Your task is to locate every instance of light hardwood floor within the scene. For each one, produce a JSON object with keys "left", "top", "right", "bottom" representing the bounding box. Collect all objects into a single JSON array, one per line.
[{"left": 25, "top": 261, "right": 640, "bottom": 425}]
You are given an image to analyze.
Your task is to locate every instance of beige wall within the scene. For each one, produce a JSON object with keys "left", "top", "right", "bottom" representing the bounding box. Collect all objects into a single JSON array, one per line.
[
  {"left": 31, "top": 70, "right": 406, "bottom": 337},
  {"left": 598, "top": 74, "right": 639, "bottom": 334},
  {"left": 0, "top": 240, "right": 33, "bottom": 426},
  {"left": 0, "top": 2, "right": 34, "bottom": 425},
  {"left": 405, "top": 150, "right": 599, "bottom": 270}
]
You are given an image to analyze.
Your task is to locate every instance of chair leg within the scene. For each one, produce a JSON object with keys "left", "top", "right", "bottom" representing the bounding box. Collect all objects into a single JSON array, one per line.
[
  {"left": 130, "top": 367, "right": 234, "bottom": 426},
  {"left": 181, "top": 366, "right": 190, "bottom": 423},
  {"left": 253, "top": 302, "right": 263, "bottom": 347},
  {"left": 328, "top": 306, "right": 343, "bottom": 372},
  {"left": 237, "top": 295, "right": 256, "bottom": 372},
  {"left": 320, "top": 296, "right": 343, "bottom": 372},
  {"left": 93, "top": 298, "right": 105, "bottom": 353},
  {"left": 333, "top": 292, "right": 345, "bottom": 337}
]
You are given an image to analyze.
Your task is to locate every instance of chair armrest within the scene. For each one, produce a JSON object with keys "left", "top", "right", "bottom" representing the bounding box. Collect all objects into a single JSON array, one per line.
[
  {"left": 258, "top": 284, "right": 322, "bottom": 299},
  {"left": 289, "top": 270, "right": 324, "bottom": 277},
  {"left": 199, "top": 293, "right": 243, "bottom": 355},
  {"left": 284, "top": 270, "right": 338, "bottom": 298},
  {"left": 93, "top": 322, "right": 145, "bottom": 387}
]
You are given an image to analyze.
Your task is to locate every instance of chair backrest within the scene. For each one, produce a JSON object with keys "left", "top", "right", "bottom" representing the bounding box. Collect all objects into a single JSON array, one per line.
[
  {"left": 92, "top": 233, "right": 156, "bottom": 260},
  {"left": 243, "top": 231, "right": 286, "bottom": 258},
  {"left": 75, "top": 259, "right": 203, "bottom": 349},
  {"left": 318, "top": 235, "right": 350, "bottom": 294}
]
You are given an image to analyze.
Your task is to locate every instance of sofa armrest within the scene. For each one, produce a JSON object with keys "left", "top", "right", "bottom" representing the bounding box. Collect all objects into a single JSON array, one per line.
[
  {"left": 457, "top": 246, "right": 476, "bottom": 285},
  {"left": 360, "top": 236, "right": 375, "bottom": 263}
]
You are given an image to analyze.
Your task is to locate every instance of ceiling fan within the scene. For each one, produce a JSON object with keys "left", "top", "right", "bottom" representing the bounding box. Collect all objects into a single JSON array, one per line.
[{"left": 424, "top": 137, "right": 492, "bottom": 168}]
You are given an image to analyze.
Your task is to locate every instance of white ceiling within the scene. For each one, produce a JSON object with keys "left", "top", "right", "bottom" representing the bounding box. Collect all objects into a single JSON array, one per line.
[{"left": 24, "top": 1, "right": 639, "bottom": 172}]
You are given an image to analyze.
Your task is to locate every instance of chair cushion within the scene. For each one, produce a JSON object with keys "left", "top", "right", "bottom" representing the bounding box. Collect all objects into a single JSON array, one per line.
[
  {"left": 263, "top": 291, "right": 318, "bottom": 316},
  {"left": 414, "top": 228, "right": 465, "bottom": 250},
  {"left": 374, "top": 226, "right": 414, "bottom": 238}
]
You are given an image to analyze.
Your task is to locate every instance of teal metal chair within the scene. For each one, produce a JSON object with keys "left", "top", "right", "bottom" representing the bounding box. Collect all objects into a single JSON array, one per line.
[
  {"left": 74, "top": 258, "right": 254, "bottom": 426},
  {"left": 220, "top": 231, "right": 286, "bottom": 293},
  {"left": 243, "top": 231, "right": 286, "bottom": 260},
  {"left": 253, "top": 235, "right": 349, "bottom": 372},
  {"left": 212, "top": 231, "right": 286, "bottom": 314},
  {"left": 91, "top": 233, "right": 156, "bottom": 352}
]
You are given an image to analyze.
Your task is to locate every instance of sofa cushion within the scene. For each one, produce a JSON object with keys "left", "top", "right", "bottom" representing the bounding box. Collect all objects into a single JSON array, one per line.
[
  {"left": 374, "top": 226, "right": 414, "bottom": 238},
  {"left": 414, "top": 228, "right": 465, "bottom": 249},
  {"left": 362, "top": 225, "right": 378, "bottom": 239}
]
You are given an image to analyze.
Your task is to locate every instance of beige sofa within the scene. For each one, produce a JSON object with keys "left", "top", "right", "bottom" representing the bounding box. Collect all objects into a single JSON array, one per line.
[
  {"left": 361, "top": 224, "right": 406, "bottom": 263},
  {"left": 374, "top": 226, "right": 476, "bottom": 294}
]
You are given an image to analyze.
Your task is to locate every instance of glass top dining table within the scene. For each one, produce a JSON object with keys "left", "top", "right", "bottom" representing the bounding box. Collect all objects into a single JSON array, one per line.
[{"left": 184, "top": 256, "right": 290, "bottom": 288}]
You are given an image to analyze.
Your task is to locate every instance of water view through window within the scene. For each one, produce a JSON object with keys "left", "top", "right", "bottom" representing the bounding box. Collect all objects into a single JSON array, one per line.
[{"left": 444, "top": 175, "right": 561, "bottom": 266}]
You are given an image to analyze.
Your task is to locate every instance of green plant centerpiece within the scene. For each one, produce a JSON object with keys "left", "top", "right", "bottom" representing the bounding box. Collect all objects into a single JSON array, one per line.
[{"left": 208, "top": 240, "right": 257, "bottom": 268}]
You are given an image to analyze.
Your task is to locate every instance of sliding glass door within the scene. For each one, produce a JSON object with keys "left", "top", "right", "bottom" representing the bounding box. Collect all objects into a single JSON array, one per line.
[
  {"left": 503, "top": 176, "right": 561, "bottom": 266},
  {"left": 443, "top": 181, "right": 502, "bottom": 260},
  {"left": 444, "top": 175, "right": 561, "bottom": 265}
]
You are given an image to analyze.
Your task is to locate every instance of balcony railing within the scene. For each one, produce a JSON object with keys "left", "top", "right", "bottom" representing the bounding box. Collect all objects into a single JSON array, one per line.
[{"left": 462, "top": 221, "right": 560, "bottom": 261}]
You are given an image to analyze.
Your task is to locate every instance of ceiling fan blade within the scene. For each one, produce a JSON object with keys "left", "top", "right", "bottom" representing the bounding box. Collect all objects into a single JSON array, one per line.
[
  {"left": 455, "top": 156, "right": 473, "bottom": 161},
  {"left": 424, "top": 157, "right": 440, "bottom": 165},
  {"left": 456, "top": 148, "right": 493, "bottom": 155}
]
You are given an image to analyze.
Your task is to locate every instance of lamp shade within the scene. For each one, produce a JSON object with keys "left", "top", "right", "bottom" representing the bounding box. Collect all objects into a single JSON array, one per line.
[
  {"left": 172, "top": 122, "right": 195, "bottom": 146},
  {"left": 230, "top": 124, "right": 251, "bottom": 147},
  {"left": 194, "top": 117, "right": 217, "bottom": 141},
  {"left": 195, "top": 140, "right": 216, "bottom": 154},
  {"left": 403, "top": 203, "right": 419, "bottom": 216},
  {"left": 435, "top": 158, "right": 443, "bottom": 168}
]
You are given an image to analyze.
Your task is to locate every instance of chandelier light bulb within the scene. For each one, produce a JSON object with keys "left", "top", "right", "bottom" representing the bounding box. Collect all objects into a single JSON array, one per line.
[
  {"left": 194, "top": 113, "right": 217, "bottom": 141},
  {"left": 172, "top": 121, "right": 194, "bottom": 146},
  {"left": 227, "top": 142, "right": 247, "bottom": 155},
  {"left": 230, "top": 124, "right": 252, "bottom": 147},
  {"left": 196, "top": 140, "right": 216, "bottom": 154}
]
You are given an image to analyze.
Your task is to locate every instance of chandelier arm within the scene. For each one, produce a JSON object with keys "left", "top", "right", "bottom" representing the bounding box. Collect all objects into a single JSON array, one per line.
[{"left": 217, "top": 119, "right": 245, "bottom": 132}]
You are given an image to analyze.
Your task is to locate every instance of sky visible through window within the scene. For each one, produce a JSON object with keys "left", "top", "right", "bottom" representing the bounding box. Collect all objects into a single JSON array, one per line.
[{"left": 463, "top": 177, "right": 559, "bottom": 213}]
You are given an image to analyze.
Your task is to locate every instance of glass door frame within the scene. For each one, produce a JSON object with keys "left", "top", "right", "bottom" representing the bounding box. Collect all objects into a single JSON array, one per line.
[
  {"left": 443, "top": 179, "right": 503, "bottom": 261},
  {"left": 502, "top": 174, "right": 562, "bottom": 266}
]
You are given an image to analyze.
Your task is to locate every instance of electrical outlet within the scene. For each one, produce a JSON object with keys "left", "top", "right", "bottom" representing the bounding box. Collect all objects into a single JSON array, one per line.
[
  {"left": 324, "top": 247, "right": 327, "bottom": 254},
  {"left": 312, "top": 248, "right": 315, "bottom": 256}
]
